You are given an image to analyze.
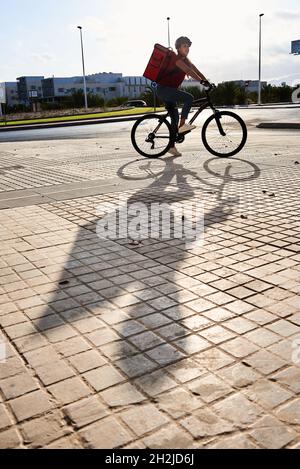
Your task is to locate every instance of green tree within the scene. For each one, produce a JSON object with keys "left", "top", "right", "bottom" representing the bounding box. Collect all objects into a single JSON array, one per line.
[
  {"left": 248, "top": 91, "right": 258, "bottom": 104},
  {"left": 212, "top": 82, "right": 237, "bottom": 106},
  {"left": 87, "top": 93, "right": 105, "bottom": 107},
  {"left": 68, "top": 89, "right": 85, "bottom": 107},
  {"left": 181, "top": 86, "right": 205, "bottom": 100},
  {"left": 106, "top": 97, "right": 128, "bottom": 107},
  {"left": 63, "top": 90, "right": 106, "bottom": 108},
  {"left": 278, "top": 84, "right": 293, "bottom": 102},
  {"left": 139, "top": 89, "right": 163, "bottom": 107},
  {"left": 235, "top": 86, "right": 248, "bottom": 105},
  {"left": 261, "top": 84, "right": 276, "bottom": 103}
]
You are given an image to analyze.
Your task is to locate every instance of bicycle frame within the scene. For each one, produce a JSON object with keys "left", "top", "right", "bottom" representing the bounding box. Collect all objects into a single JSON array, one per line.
[
  {"left": 190, "top": 93, "right": 216, "bottom": 120},
  {"left": 152, "top": 90, "right": 226, "bottom": 138},
  {"left": 190, "top": 92, "right": 226, "bottom": 137}
]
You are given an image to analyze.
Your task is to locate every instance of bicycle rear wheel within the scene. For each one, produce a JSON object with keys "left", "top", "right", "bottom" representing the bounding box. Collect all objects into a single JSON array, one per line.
[
  {"left": 202, "top": 111, "right": 247, "bottom": 158},
  {"left": 131, "top": 114, "right": 173, "bottom": 158}
]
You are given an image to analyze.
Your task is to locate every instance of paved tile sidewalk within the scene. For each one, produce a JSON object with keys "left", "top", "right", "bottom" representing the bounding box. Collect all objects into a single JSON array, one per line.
[{"left": 0, "top": 141, "right": 300, "bottom": 449}]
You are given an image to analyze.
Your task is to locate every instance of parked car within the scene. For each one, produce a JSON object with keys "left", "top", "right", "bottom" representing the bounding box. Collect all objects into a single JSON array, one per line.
[{"left": 122, "top": 100, "right": 147, "bottom": 108}]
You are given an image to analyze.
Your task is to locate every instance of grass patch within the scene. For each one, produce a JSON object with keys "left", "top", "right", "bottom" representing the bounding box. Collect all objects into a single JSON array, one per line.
[{"left": 0, "top": 107, "right": 165, "bottom": 127}]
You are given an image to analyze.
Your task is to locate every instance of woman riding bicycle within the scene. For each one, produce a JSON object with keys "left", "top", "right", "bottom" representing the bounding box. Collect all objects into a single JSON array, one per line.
[{"left": 156, "top": 36, "right": 210, "bottom": 157}]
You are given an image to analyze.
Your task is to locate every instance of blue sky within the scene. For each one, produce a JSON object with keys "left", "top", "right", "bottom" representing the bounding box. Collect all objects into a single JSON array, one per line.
[{"left": 1, "top": 0, "right": 300, "bottom": 85}]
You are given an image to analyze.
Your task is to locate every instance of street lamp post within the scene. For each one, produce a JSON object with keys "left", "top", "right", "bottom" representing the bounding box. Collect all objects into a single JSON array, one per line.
[
  {"left": 77, "top": 26, "right": 88, "bottom": 110},
  {"left": 167, "top": 17, "right": 171, "bottom": 48},
  {"left": 258, "top": 13, "right": 264, "bottom": 106}
]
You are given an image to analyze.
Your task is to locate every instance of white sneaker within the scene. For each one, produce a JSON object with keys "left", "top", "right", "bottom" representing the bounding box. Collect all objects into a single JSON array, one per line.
[
  {"left": 168, "top": 147, "right": 182, "bottom": 157},
  {"left": 178, "top": 124, "right": 197, "bottom": 134}
]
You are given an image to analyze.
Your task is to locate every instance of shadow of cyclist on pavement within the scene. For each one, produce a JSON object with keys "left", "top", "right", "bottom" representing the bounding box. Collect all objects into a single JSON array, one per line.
[{"left": 35, "top": 155, "right": 261, "bottom": 408}]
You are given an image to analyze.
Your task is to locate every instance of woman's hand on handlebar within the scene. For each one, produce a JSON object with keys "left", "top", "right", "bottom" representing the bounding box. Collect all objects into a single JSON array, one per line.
[{"left": 200, "top": 80, "right": 216, "bottom": 91}]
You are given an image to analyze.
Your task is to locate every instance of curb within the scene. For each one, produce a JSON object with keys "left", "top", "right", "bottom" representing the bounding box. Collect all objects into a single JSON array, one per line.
[
  {"left": 0, "top": 111, "right": 165, "bottom": 133},
  {"left": 237, "top": 104, "right": 300, "bottom": 110},
  {"left": 257, "top": 123, "right": 300, "bottom": 129}
]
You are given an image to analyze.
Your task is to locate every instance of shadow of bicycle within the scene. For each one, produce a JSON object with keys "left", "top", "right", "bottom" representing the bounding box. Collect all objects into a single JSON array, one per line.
[{"left": 35, "top": 155, "right": 261, "bottom": 411}]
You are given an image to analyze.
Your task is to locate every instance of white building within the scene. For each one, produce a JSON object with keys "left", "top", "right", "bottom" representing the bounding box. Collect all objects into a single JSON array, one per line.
[
  {"left": 42, "top": 73, "right": 124, "bottom": 102},
  {"left": 41, "top": 73, "right": 152, "bottom": 102},
  {"left": 17, "top": 76, "right": 44, "bottom": 105},
  {"left": 122, "top": 76, "right": 152, "bottom": 98},
  {"left": 0, "top": 82, "right": 19, "bottom": 107}
]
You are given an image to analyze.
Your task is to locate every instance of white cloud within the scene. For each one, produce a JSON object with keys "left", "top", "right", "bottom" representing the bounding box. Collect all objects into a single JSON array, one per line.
[
  {"left": 30, "top": 52, "right": 55, "bottom": 63},
  {"left": 273, "top": 10, "right": 300, "bottom": 20}
]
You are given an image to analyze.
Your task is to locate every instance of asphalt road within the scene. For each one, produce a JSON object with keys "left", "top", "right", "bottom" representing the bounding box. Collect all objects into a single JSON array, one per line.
[{"left": 0, "top": 106, "right": 299, "bottom": 143}]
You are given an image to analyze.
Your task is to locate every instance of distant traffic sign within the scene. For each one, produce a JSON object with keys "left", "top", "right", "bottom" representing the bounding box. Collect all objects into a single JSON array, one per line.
[{"left": 291, "top": 40, "right": 300, "bottom": 55}]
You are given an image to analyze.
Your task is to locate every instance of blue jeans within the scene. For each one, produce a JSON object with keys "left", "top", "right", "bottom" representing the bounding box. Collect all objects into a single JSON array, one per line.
[{"left": 156, "top": 85, "right": 193, "bottom": 134}]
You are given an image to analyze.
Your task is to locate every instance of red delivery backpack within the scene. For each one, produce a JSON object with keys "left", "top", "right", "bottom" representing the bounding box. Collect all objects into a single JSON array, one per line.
[{"left": 143, "top": 44, "right": 176, "bottom": 83}]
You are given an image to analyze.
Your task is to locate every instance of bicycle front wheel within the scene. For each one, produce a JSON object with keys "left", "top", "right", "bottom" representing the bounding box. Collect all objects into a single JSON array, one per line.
[
  {"left": 202, "top": 111, "right": 247, "bottom": 158},
  {"left": 131, "top": 114, "right": 173, "bottom": 158}
]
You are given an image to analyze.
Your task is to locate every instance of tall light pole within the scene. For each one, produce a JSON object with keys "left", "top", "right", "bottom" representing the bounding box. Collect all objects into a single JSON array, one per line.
[
  {"left": 167, "top": 17, "right": 171, "bottom": 48},
  {"left": 258, "top": 13, "right": 264, "bottom": 106},
  {"left": 77, "top": 26, "right": 88, "bottom": 110}
]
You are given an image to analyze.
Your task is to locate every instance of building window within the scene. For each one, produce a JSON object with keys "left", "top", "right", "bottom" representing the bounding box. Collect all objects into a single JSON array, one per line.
[{"left": 109, "top": 87, "right": 116, "bottom": 92}]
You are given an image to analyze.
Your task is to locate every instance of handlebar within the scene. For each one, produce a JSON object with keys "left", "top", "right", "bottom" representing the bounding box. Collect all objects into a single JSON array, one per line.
[{"left": 200, "top": 81, "right": 216, "bottom": 91}]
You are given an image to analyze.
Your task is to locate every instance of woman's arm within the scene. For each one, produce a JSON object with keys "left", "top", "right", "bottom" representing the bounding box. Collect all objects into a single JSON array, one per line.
[
  {"left": 176, "top": 58, "right": 208, "bottom": 82},
  {"left": 186, "top": 58, "right": 208, "bottom": 81}
]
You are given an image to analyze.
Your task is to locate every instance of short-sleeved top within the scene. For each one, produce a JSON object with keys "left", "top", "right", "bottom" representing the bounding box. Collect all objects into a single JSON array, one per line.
[{"left": 157, "top": 54, "right": 187, "bottom": 88}]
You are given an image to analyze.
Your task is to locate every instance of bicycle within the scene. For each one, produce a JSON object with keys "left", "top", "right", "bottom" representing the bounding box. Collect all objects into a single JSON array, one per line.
[{"left": 131, "top": 83, "right": 248, "bottom": 159}]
